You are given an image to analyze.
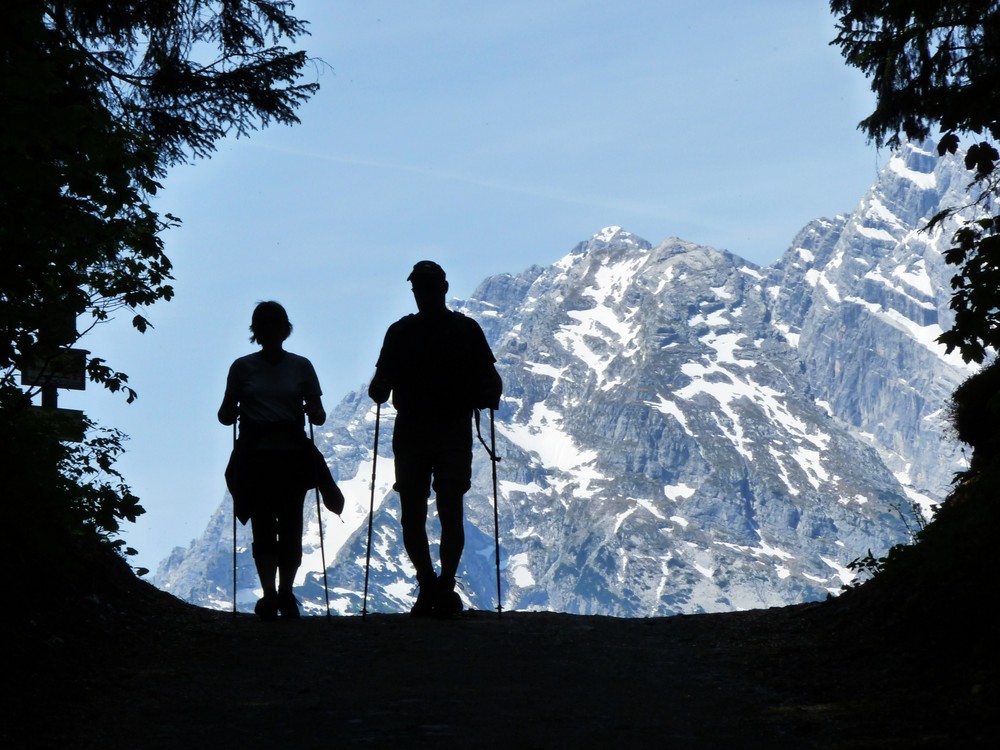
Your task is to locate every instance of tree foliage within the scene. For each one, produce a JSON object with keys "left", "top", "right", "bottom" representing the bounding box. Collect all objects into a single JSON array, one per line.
[
  {"left": 2, "top": 386, "right": 145, "bottom": 570},
  {"left": 1, "top": 1, "right": 317, "bottom": 554},
  {"left": 830, "top": 0, "right": 1000, "bottom": 363}
]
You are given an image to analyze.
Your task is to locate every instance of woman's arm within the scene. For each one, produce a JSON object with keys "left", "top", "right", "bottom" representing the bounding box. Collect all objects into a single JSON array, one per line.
[
  {"left": 304, "top": 394, "right": 326, "bottom": 426},
  {"left": 218, "top": 363, "right": 239, "bottom": 425},
  {"left": 218, "top": 395, "right": 239, "bottom": 426}
]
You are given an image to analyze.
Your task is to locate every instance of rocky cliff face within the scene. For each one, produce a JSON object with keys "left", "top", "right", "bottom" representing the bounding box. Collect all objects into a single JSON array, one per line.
[
  {"left": 157, "top": 143, "right": 975, "bottom": 617},
  {"left": 769, "top": 143, "right": 973, "bottom": 503}
]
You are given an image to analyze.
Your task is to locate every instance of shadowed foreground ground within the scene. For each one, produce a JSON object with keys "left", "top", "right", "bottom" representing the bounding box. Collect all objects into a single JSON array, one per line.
[{"left": 7, "top": 559, "right": 995, "bottom": 749}]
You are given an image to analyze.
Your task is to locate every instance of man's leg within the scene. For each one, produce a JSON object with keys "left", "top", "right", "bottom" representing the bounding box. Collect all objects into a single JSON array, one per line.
[
  {"left": 399, "top": 491, "right": 438, "bottom": 616},
  {"left": 429, "top": 427, "right": 473, "bottom": 615},
  {"left": 436, "top": 492, "right": 465, "bottom": 587},
  {"left": 393, "top": 423, "right": 439, "bottom": 615},
  {"left": 399, "top": 492, "right": 435, "bottom": 580},
  {"left": 432, "top": 492, "right": 465, "bottom": 616}
]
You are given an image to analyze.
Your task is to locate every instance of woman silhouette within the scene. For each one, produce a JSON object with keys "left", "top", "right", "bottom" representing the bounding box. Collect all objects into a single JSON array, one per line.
[{"left": 219, "top": 301, "right": 326, "bottom": 620}]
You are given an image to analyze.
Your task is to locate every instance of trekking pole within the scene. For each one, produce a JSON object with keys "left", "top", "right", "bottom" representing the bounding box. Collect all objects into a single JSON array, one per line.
[
  {"left": 489, "top": 407, "right": 502, "bottom": 619},
  {"left": 232, "top": 422, "right": 238, "bottom": 620},
  {"left": 310, "top": 422, "right": 331, "bottom": 619},
  {"left": 362, "top": 402, "right": 381, "bottom": 618}
]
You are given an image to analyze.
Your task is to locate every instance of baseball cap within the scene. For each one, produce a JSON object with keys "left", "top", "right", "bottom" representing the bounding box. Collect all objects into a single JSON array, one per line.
[{"left": 406, "top": 260, "right": 446, "bottom": 282}]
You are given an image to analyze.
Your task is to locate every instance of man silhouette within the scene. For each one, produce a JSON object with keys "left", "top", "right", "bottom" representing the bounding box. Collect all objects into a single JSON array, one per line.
[{"left": 369, "top": 261, "right": 502, "bottom": 616}]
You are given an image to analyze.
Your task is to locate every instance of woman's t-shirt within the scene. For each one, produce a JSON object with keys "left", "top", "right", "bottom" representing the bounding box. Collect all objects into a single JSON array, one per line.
[{"left": 224, "top": 351, "right": 321, "bottom": 448}]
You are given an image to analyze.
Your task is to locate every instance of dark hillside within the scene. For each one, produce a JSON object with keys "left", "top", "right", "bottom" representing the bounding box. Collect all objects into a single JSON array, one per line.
[{"left": 5, "top": 479, "right": 996, "bottom": 750}]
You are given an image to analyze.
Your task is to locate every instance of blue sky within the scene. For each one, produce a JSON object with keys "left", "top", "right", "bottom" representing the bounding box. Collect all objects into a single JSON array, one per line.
[{"left": 69, "top": 1, "right": 886, "bottom": 574}]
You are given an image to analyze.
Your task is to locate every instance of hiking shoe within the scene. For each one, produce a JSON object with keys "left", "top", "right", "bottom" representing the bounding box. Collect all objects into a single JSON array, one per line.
[
  {"left": 435, "top": 589, "right": 463, "bottom": 617},
  {"left": 435, "top": 576, "right": 463, "bottom": 617},
  {"left": 277, "top": 590, "right": 300, "bottom": 619},
  {"left": 254, "top": 594, "right": 279, "bottom": 622},
  {"left": 410, "top": 576, "right": 437, "bottom": 618}
]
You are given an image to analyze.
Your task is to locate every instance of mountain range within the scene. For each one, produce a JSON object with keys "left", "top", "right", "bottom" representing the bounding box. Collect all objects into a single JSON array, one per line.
[{"left": 156, "top": 141, "right": 976, "bottom": 617}]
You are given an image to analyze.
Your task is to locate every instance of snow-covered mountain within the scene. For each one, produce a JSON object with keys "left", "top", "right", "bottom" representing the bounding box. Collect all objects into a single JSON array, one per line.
[{"left": 156, "top": 142, "right": 975, "bottom": 617}]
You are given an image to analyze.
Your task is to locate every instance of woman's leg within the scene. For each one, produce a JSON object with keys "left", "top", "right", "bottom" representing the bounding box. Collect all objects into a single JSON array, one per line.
[
  {"left": 250, "top": 511, "right": 280, "bottom": 620},
  {"left": 250, "top": 513, "right": 279, "bottom": 595},
  {"left": 275, "top": 491, "right": 306, "bottom": 616},
  {"left": 255, "top": 555, "right": 279, "bottom": 598}
]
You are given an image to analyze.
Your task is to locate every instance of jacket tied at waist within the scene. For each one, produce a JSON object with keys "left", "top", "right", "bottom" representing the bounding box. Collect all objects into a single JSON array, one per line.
[{"left": 225, "top": 419, "right": 345, "bottom": 524}]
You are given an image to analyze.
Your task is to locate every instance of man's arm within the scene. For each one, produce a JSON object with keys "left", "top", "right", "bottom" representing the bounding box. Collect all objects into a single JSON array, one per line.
[
  {"left": 369, "top": 324, "right": 398, "bottom": 404},
  {"left": 476, "top": 364, "right": 503, "bottom": 410},
  {"left": 467, "top": 318, "right": 502, "bottom": 410},
  {"left": 368, "top": 368, "right": 392, "bottom": 404}
]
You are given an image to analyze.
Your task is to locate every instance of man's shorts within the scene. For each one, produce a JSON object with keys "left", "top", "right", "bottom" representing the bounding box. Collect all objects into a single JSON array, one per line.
[{"left": 391, "top": 412, "right": 473, "bottom": 500}]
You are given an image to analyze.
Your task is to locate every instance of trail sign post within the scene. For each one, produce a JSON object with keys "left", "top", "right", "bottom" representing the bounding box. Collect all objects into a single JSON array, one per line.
[
  {"left": 20, "top": 347, "right": 88, "bottom": 442},
  {"left": 20, "top": 347, "right": 88, "bottom": 392}
]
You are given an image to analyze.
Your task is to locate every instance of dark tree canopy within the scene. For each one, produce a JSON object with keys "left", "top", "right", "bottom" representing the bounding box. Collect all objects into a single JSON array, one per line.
[
  {"left": 2, "top": 0, "right": 317, "bottom": 389},
  {"left": 831, "top": 0, "right": 1000, "bottom": 363},
  {"left": 1, "top": 1, "right": 318, "bottom": 557},
  {"left": 830, "top": 0, "right": 1000, "bottom": 148}
]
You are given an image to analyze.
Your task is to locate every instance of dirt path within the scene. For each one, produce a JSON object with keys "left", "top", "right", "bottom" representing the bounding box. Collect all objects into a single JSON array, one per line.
[{"left": 9, "top": 598, "right": 990, "bottom": 749}]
